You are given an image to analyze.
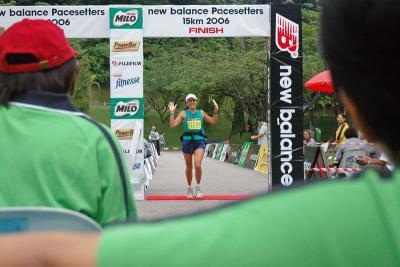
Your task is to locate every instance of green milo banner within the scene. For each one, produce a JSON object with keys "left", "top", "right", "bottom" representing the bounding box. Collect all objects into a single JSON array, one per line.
[
  {"left": 237, "top": 142, "right": 253, "bottom": 167},
  {"left": 110, "top": 8, "right": 143, "bottom": 29},
  {"left": 246, "top": 145, "right": 260, "bottom": 169},
  {"left": 110, "top": 98, "right": 144, "bottom": 119}
]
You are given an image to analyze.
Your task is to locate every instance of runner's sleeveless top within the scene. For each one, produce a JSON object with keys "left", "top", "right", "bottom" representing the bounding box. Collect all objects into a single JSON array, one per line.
[{"left": 183, "top": 109, "right": 206, "bottom": 141}]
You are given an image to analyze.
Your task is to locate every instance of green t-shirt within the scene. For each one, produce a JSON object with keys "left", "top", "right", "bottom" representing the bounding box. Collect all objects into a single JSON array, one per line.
[
  {"left": 99, "top": 169, "right": 400, "bottom": 266},
  {"left": 0, "top": 92, "right": 136, "bottom": 227}
]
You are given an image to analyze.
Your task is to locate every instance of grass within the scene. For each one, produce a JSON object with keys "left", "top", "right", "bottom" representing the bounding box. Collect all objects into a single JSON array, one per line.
[{"left": 87, "top": 88, "right": 110, "bottom": 126}]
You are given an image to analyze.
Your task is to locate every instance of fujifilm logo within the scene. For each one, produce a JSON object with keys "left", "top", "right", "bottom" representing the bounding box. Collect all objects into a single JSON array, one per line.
[
  {"left": 113, "top": 9, "right": 139, "bottom": 26},
  {"left": 276, "top": 13, "right": 299, "bottom": 58},
  {"left": 277, "top": 65, "right": 295, "bottom": 186},
  {"left": 112, "top": 60, "right": 142, "bottom": 67},
  {"left": 115, "top": 77, "right": 140, "bottom": 90},
  {"left": 114, "top": 100, "right": 139, "bottom": 117}
]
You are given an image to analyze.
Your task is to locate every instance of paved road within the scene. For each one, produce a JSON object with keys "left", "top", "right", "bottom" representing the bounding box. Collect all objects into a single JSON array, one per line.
[{"left": 136, "top": 151, "right": 268, "bottom": 221}]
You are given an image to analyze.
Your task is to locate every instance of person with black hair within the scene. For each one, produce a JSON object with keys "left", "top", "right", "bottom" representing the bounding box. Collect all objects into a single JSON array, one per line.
[
  {"left": 168, "top": 93, "right": 218, "bottom": 198},
  {"left": 2, "top": 1, "right": 400, "bottom": 265},
  {"left": 0, "top": 19, "right": 136, "bottom": 227}
]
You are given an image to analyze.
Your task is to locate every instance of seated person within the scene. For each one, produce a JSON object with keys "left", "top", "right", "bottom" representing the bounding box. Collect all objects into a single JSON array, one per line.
[{"left": 330, "top": 127, "right": 364, "bottom": 167}]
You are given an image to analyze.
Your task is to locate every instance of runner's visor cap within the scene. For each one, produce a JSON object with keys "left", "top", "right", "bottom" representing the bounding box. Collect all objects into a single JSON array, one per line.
[
  {"left": 0, "top": 19, "right": 77, "bottom": 74},
  {"left": 185, "top": 94, "right": 197, "bottom": 103}
]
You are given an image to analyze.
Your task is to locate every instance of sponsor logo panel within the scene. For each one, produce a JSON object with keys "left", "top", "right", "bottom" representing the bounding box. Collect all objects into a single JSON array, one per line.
[
  {"left": 110, "top": 98, "right": 144, "bottom": 119},
  {"left": 110, "top": 8, "right": 143, "bottom": 29},
  {"left": 114, "top": 128, "right": 134, "bottom": 140},
  {"left": 111, "top": 40, "right": 140, "bottom": 52},
  {"left": 114, "top": 76, "right": 141, "bottom": 91},
  {"left": 111, "top": 60, "right": 142, "bottom": 67}
]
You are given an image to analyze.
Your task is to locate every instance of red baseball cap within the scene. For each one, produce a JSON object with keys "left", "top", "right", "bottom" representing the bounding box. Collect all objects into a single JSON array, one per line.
[{"left": 0, "top": 19, "right": 77, "bottom": 74}]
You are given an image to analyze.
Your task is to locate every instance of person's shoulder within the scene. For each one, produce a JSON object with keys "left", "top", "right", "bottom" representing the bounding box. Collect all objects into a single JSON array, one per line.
[{"left": 70, "top": 116, "right": 117, "bottom": 143}]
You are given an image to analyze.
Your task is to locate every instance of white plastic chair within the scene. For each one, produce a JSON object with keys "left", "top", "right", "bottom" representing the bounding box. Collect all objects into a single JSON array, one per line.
[
  {"left": 0, "top": 207, "right": 101, "bottom": 234},
  {"left": 144, "top": 158, "right": 153, "bottom": 181}
]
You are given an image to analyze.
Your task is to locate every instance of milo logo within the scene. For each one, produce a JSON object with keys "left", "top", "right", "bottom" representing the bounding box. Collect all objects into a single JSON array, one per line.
[
  {"left": 114, "top": 100, "right": 139, "bottom": 117},
  {"left": 113, "top": 10, "right": 139, "bottom": 26}
]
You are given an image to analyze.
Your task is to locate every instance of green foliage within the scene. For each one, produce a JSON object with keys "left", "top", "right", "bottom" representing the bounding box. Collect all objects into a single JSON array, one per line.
[
  {"left": 0, "top": 0, "right": 15, "bottom": 4},
  {"left": 302, "top": 8, "right": 334, "bottom": 132},
  {"left": 144, "top": 37, "right": 268, "bottom": 139},
  {"left": 71, "top": 51, "right": 93, "bottom": 114},
  {"left": 81, "top": 40, "right": 110, "bottom": 85}
]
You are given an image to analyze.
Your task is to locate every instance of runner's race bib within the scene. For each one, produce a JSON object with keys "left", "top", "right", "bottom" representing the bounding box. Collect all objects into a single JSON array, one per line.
[{"left": 187, "top": 119, "right": 201, "bottom": 130}]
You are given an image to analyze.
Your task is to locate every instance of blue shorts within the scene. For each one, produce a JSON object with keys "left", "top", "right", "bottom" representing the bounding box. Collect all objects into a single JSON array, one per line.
[{"left": 182, "top": 139, "right": 206, "bottom": 154}]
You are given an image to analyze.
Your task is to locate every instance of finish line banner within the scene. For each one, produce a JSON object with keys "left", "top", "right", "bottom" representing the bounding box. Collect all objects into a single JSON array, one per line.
[
  {"left": 143, "top": 5, "right": 270, "bottom": 37},
  {"left": 0, "top": 5, "right": 270, "bottom": 38}
]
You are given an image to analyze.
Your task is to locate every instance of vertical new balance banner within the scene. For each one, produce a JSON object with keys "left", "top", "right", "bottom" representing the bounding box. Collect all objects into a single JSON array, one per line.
[{"left": 269, "top": 5, "right": 303, "bottom": 187}]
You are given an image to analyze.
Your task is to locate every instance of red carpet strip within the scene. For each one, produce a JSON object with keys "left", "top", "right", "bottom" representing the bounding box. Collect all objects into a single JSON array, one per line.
[{"left": 146, "top": 195, "right": 253, "bottom": 201}]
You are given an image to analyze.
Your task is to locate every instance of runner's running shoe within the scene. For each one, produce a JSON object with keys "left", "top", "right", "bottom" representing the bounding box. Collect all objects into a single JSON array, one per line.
[
  {"left": 187, "top": 186, "right": 193, "bottom": 199},
  {"left": 195, "top": 185, "right": 203, "bottom": 198}
]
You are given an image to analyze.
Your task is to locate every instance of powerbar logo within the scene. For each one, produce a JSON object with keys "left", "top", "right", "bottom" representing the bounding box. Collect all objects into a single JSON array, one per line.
[
  {"left": 277, "top": 65, "right": 295, "bottom": 186},
  {"left": 113, "top": 9, "right": 139, "bottom": 26},
  {"left": 115, "top": 77, "right": 140, "bottom": 90},
  {"left": 114, "top": 100, "right": 139, "bottom": 117},
  {"left": 115, "top": 129, "right": 134, "bottom": 140},
  {"left": 276, "top": 13, "right": 299, "bottom": 58},
  {"left": 112, "top": 41, "right": 140, "bottom": 52}
]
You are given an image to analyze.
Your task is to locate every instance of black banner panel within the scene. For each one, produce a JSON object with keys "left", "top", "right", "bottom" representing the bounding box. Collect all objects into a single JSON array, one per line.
[{"left": 269, "top": 4, "right": 303, "bottom": 187}]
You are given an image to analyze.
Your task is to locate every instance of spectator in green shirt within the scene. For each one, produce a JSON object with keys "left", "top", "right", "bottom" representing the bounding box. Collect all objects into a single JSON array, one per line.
[{"left": 0, "top": 19, "right": 136, "bottom": 227}]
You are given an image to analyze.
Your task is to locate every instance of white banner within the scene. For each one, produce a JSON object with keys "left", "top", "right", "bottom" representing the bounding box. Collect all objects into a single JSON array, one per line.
[
  {"left": 0, "top": 6, "right": 109, "bottom": 38},
  {"left": 143, "top": 5, "right": 270, "bottom": 37},
  {"left": 1, "top": 5, "right": 271, "bottom": 38}
]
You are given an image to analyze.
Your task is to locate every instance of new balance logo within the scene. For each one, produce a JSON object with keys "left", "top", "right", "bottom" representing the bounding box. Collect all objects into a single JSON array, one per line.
[{"left": 276, "top": 13, "right": 299, "bottom": 58}]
